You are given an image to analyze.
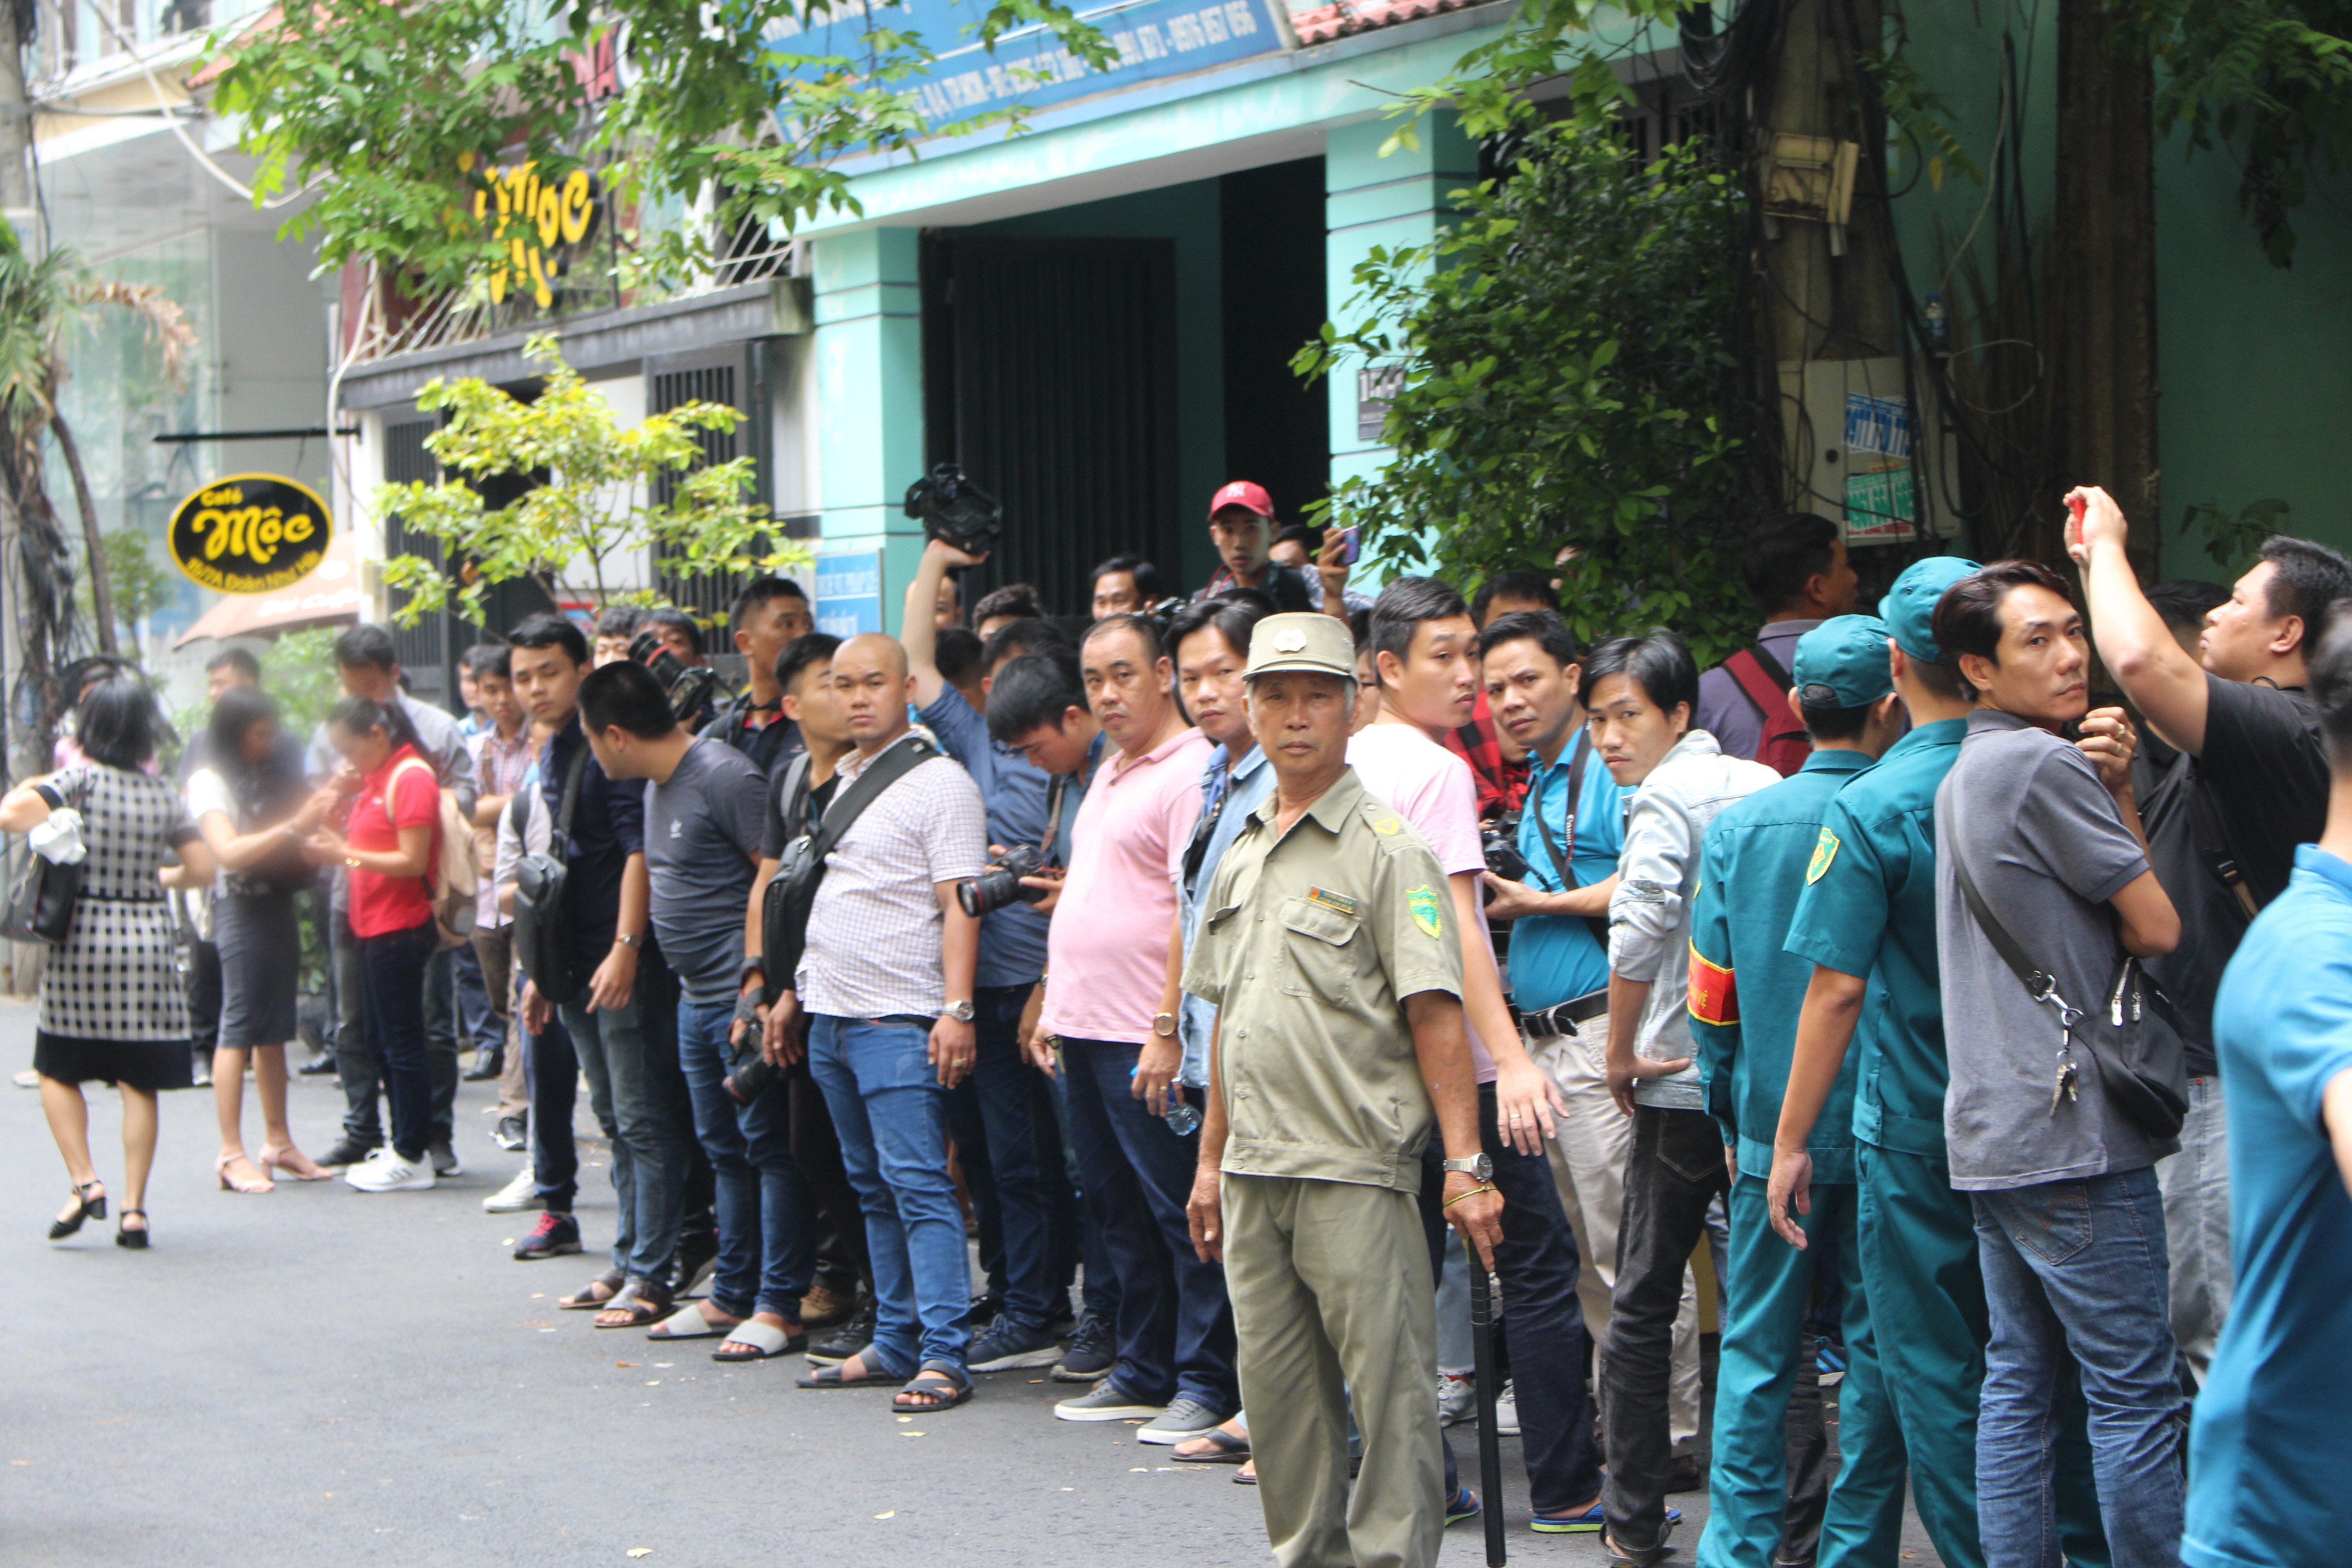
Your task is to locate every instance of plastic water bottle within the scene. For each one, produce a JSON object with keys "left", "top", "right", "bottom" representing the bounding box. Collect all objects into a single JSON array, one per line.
[{"left": 1165, "top": 1095, "right": 1203, "bottom": 1137}]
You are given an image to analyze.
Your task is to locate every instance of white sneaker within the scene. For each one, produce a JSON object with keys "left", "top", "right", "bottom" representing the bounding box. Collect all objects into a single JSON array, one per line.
[
  {"left": 346, "top": 1151, "right": 436, "bottom": 1191},
  {"left": 1438, "top": 1372, "right": 1476, "bottom": 1427},
  {"left": 483, "top": 1163, "right": 542, "bottom": 1213},
  {"left": 1491, "top": 1379, "right": 1519, "bottom": 1436}
]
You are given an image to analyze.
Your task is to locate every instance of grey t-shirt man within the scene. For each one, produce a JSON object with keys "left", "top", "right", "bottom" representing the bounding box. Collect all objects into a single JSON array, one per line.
[
  {"left": 644, "top": 735, "right": 768, "bottom": 1006},
  {"left": 1935, "top": 708, "right": 2171, "bottom": 1190}
]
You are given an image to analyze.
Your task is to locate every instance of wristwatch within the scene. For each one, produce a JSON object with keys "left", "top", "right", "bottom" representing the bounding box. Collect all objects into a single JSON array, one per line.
[
  {"left": 940, "top": 999, "right": 975, "bottom": 1023},
  {"left": 614, "top": 932, "right": 644, "bottom": 950},
  {"left": 1441, "top": 1154, "right": 1495, "bottom": 1183},
  {"left": 1151, "top": 1011, "right": 1178, "bottom": 1039}
]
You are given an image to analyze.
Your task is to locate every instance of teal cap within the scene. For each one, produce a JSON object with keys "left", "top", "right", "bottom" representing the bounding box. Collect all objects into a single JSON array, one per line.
[
  {"left": 1794, "top": 615, "right": 1896, "bottom": 710},
  {"left": 1878, "top": 555, "right": 1981, "bottom": 663}
]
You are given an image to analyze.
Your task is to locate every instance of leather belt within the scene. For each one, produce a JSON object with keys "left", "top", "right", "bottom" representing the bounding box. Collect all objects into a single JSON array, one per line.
[{"left": 1515, "top": 988, "right": 1608, "bottom": 1039}]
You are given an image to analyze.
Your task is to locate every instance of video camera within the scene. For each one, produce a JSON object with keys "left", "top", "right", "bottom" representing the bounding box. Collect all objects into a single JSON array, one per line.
[
  {"left": 627, "top": 627, "right": 726, "bottom": 724},
  {"left": 957, "top": 842, "right": 1051, "bottom": 919},
  {"left": 904, "top": 463, "right": 1004, "bottom": 556}
]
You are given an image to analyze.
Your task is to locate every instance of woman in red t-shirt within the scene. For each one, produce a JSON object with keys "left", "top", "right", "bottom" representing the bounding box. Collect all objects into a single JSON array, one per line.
[{"left": 303, "top": 696, "right": 442, "bottom": 1193}]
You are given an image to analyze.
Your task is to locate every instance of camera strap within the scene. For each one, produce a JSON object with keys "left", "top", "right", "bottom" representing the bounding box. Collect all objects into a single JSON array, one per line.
[
  {"left": 1531, "top": 732, "right": 1608, "bottom": 946},
  {"left": 1041, "top": 771, "right": 1072, "bottom": 860},
  {"left": 763, "top": 734, "right": 940, "bottom": 992}
]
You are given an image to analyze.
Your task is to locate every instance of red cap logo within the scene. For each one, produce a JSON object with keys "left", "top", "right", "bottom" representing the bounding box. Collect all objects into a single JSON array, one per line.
[{"left": 1208, "top": 480, "right": 1275, "bottom": 520}]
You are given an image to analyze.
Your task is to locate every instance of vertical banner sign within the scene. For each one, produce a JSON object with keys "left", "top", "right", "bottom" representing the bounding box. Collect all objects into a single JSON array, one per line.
[
  {"left": 1356, "top": 364, "right": 1405, "bottom": 442},
  {"left": 814, "top": 550, "right": 885, "bottom": 637},
  {"left": 167, "top": 474, "right": 335, "bottom": 594},
  {"left": 1842, "top": 393, "right": 1919, "bottom": 542}
]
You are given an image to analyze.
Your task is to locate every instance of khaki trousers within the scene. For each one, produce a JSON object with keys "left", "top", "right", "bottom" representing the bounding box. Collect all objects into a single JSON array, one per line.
[
  {"left": 1222, "top": 1172, "right": 1443, "bottom": 1568},
  {"left": 472, "top": 925, "right": 529, "bottom": 1121},
  {"left": 1530, "top": 1015, "right": 1703, "bottom": 1447}
]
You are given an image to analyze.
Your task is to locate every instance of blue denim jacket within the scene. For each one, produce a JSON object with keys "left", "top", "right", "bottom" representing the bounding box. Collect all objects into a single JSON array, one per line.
[{"left": 1174, "top": 742, "right": 1272, "bottom": 1087}]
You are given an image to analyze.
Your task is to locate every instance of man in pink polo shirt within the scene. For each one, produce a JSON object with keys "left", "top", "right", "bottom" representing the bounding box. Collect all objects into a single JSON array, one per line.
[{"left": 1036, "top": 613, "right": 1235, "bottom": 1444}]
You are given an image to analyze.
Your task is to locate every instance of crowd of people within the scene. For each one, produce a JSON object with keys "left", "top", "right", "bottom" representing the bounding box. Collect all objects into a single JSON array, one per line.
[{"left": 13, "top": 474, "right": 2350, "bottom": 1568}]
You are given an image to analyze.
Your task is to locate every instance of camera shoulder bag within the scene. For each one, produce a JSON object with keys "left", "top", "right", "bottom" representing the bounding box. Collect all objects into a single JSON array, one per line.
[
  {"left": 2, "top": 770, "right": 89, "bottom": 946},
  {"left": 511, "top": 741, "right": 591, "bottom": 1006},
  {"left": 762, "top": 735, "right": 938, "bottom": 996},
  {"left": 1531, "top": 732, "right": 1611, "bottom": 949},
  {"left": 1950, "top": 843, "right": 2190, "bottom": 1141}
]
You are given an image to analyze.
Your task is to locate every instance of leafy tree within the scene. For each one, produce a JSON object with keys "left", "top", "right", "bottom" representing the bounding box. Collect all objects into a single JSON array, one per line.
[
  {"left": 206, "top": 0, "right": 1118, "bottom": 299},
  {"left": 378, "top": 335, "right": 805, "bottom": 627},
  {"left": 75, "top": 528, "right": 180, "bottom": 654},
  {"left": 1299, "top": 124, "right": 1763, "bottom": 664}
]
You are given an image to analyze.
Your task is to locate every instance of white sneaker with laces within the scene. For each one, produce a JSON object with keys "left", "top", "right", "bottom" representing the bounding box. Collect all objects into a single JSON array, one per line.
[
  {"left": 347, "top": 1151, "right": 436, "bottom": 1192},
  {"left": 1491, "top": 1379, "right": 1519, "bottom": 1436},
  {"left": 483, "top": 1163, "right": 542, "bottom": 1213}
]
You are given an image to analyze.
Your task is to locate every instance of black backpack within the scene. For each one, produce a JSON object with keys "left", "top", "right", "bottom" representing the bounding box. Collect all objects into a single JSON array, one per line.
[{"left": 511, "top": 742, "right": 591, "bottom": 1007}]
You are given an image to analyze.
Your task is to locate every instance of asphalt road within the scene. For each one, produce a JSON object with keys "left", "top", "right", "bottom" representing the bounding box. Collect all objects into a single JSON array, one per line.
[{"left": 1, "top": 997, "right": 1947, "bottom": 1568}]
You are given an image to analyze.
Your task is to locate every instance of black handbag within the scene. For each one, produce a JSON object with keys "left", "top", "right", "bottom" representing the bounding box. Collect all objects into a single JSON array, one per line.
[
  {"left": 3, "top": 773, "right": 88, "bottom": 946},
  {"left": 1951, "top": 847, "right": 2190, "bottom": 1141},
  {"left": 511, "top": 742, "right": 591, "bottom": 1007},
  {"left": 762, "top": 736, "right": 936, "bottom": 999}
]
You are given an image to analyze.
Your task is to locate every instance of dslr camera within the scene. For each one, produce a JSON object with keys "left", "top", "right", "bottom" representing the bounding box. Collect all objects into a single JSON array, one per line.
[
  {"left": 958, "top": 843, "right": 1051, "bottom": 918},
  {"left": 1481, "top": 809, "right": 1528, "bottom": 893},
  {"left": 627, "top": 627, "right": 725, "bottom": 724},
  {"left": 904, "top": 463, "right": 1003, "bottom": 555}
]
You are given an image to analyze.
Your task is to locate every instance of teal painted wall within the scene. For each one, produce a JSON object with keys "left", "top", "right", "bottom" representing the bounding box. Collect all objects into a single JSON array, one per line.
[
  {"left": 810, "top": 227, "right": 929, "bottom": 624},
  {"left": 972, "top": 180, "right": 1230, "bottom": 590}
]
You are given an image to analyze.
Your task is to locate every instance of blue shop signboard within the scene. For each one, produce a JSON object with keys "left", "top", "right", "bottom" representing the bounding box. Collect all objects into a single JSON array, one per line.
[
  {"left": 770, "top": 0, "right": 1290, "bottom": 137},
  {"left": 816, "top": 550, "right": 886, "bottom": 637}
]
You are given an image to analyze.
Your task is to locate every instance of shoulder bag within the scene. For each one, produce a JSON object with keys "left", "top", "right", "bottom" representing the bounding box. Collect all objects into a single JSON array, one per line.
[
  {"left": 2, "top": 772, "right": 88, "bottom": 946},
  {"left": 512, "top": 742, "right": 592, "bottom": 1005},
  {"left": 1950, "top": 845, "right": 2189, "bottom": 1141},
  {"left": 761, "top": 736, "right": 937, "bottom": 1000}
]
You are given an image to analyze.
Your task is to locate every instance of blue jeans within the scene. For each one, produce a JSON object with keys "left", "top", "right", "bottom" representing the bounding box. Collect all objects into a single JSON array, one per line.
[
  {"left": 355, "top": 921, "right": 437, "bottom": 1161},
  {"left": 2155, "top": 1077, "right": 2231, "bottom": 1387},
  {"left": 453, "top": 940, "right": 501, "bottom": 1056},
  {"left": 807, "top": 1014, "right": 971, "bottom": 1375},
  {"left": 560, "top": 985, "right": 691, "bottom": 1287},
  {"left": 1059, "top": 1039, "right": 1238, "bottom": 1411},
  {"left": 678, "top": 997, "right": 816, "bottom": 1320},
  {"left": 944, "top": 984, "right": 1059, "bottom": 1331},
  {"left": 524, "top": 1011, "right": 579, "bottom": 1211},
  {"left": 1973, "top": 1166, "right": 2183, "bottom": 1568}
]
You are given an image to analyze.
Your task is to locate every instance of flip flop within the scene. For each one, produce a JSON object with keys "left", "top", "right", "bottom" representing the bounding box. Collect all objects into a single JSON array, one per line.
[
  {"left": 559, "top": 1269, "right": 625, "bottom": 1310},
  {"left": 713, "top": 1320, "right": 807, "bottom": 1362},
  {"left": 647, "top": 1303, "right": 734, "bottom": 1340},
  {"left": 796, "top": 1352, "right": 908, "bottom": 1390},
  {"left": 892, "top": 1363, "right": 973, "bottom": 1412},
  {"left": 593, "top": 1281, "right": 674, "bottom": 1329},
  {"left": 1170, "top": 1426, "right": 1251, "bottom": 1464}
]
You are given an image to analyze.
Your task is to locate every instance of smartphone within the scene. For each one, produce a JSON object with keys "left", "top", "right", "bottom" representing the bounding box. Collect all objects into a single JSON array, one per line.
[
  {"left": 1336, "top": 524, "right": 1362, "bottom": 567},
  {"left": 2065, "top": 493, "right": 2087, "bottom": 550}
]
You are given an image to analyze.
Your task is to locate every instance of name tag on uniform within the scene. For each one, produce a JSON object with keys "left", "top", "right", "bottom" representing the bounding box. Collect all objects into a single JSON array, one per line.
[{"left": 1305, "top": 887, "right": 1357, "bottom": 916}]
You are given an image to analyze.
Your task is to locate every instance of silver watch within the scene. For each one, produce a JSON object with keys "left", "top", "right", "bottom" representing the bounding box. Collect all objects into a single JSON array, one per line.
[
  {"left": 1441, "top": 1154, "right": 1494, "bottom": 1183},
  {"left": 940, "top": 999, "right": 975, "bottom": 1023}
]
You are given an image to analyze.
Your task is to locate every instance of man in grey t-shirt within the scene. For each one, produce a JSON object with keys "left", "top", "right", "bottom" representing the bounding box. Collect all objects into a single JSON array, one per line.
[
  {"left": 582, "top": 660, "right": 816, "bottom": 1360},
  {"left": 1932, "top": 560, "right": 2185, "bottom": 1568}
]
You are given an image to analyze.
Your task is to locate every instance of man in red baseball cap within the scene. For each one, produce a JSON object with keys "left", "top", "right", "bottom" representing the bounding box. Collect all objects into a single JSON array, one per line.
[{"left": 1197, "top": 482, "right": 1348, "bottom": 625}]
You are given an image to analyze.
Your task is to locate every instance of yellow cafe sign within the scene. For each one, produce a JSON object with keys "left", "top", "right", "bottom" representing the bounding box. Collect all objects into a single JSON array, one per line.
[
  {"left": 461, "top": 152, "right": 600, "bottom": 310},
  {"left": 167, "top": 474, "right": 334, "bottom": 595}
]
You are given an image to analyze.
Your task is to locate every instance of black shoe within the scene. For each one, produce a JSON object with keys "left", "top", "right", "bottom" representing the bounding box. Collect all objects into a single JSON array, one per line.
[
  {"left": 1051, "top": 1312, "right": 1116, "bottom": 1382},
  {"left": 1663, "top": 1452, "right": 1704, "bottom": 1493},
  {"left": 969, "top": 1292, "right": 1004, "bottom": 1331},
  {"left": 492, "top": 1114, "right": 527, "bottom": 1154},
  {"left": 429, "top": 1141, "right": 463, "bottom": 1178},
  {"left": 804, "top": 1303, "right": 876, "bottom": 1366},
  {"left": 318, "top": 1137, "right": 381, "bottom": 1170},
  {"left": 668, "top": 1227, "right": 720, "bottom": 1296},
  {"left": 462, "top": 1049, "right": 504, "bottom": 1082},
  {"left": 297, "top": 1054, "right": 340, "bottom": 1077}
]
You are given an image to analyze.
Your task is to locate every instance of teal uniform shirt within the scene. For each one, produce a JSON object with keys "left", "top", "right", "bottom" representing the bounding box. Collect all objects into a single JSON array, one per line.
[
  {"left": 1689, "top": 748, "right": 1874, "bottom": 1184},
  {"left": 1783, "top": 718, "right": 1968, "bottom": 1159}
]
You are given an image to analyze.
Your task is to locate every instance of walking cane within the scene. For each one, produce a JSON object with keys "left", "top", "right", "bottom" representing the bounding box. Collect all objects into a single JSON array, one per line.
[{"left": 1466, "top": 1240, "right": 1507, "bottom": 1567}]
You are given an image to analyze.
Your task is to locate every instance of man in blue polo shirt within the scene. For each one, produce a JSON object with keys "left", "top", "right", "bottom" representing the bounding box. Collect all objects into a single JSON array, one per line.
[
  {"left": 2187, "top": 615, "right": 2352, "bottom": 1568},
  {"left": 1688, "top": 615, "right": 1908, "bottom": 1568}
]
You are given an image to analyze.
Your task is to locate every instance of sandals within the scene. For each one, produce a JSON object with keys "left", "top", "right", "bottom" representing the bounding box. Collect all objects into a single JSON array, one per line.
[
  {"left": 647, "top": 1303, "right": 735, "bottom": 1340},
  {"left": 217, "top": 1152, "right": 274, "bottom": 1195},
  {"left": 593, "top": 1280, "right": 674, "bottom": 1329},
  {"left": 560, "top": 1269, "right": 626, "bottom": 1311},
  {"left": 116, "top": 1210, "right": 150, "bottom": 1250},
  {"left": 892, "top": 1362, "right": 973, "bottom": 1412},
  {"left": 713, "top": 1320, "right": 805, "bottom": 1362},
  {"left": 48, "top": 1181, "right": 106, "bottom": 1240},
  {"left": 1170, "top": 1426, "right": 1251, "bottom": 1464},
  {"left": 257, "top": 1145, "right": 333, "bottom": 1182},
  {"left": 796, "top": 1352, "right": 909, "bottom": 1390}
]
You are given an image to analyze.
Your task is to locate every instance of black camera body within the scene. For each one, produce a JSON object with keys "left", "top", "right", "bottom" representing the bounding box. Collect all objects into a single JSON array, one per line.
[
  {"left": 627, "top": 627, "right": 725, "bottom": 723},
  {"left": 958, "top": 842, "right": 1049, "bottom": 919},
  {"left": 904, "top": 463, "right": 1004, "bottom": 555},
  {"left": 724, "top": 1044, "right": 784, "bottom": 1107},
  {"left": 1482, "top": 810, "right": 1528, "bottom": 886}
]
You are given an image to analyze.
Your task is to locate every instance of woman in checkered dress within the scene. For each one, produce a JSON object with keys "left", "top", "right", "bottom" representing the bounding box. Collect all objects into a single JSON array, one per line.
[{"left": 0, "top": 678, "right": 216, "bottom": 1247}]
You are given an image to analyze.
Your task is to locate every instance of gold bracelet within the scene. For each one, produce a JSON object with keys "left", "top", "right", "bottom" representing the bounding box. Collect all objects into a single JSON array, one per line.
[{"left": 1441, "top": 1183, "right": 1498, "bottom": 1209}]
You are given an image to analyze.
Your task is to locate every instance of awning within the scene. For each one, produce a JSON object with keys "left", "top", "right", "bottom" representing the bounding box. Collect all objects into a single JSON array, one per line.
[{"left": 172, "top": 528, "right": 365, "bottom": 647}]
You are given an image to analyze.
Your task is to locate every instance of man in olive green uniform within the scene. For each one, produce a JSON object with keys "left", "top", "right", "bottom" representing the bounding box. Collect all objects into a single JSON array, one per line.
[
  {"left": 1689, "top": 616, "right": 1908, "bottom": 1568},
  {"left": 1766, "top": 561, "right": 2107, "bottom": 1568},
  {"left": 1183, "top": 612, "right": 1504, "bottom": 1568}
]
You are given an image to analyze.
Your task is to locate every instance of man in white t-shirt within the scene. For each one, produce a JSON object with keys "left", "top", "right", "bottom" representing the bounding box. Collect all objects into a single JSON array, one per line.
[{"left": 1350, "top": 578, "right": 1605, "bottom": 1531}]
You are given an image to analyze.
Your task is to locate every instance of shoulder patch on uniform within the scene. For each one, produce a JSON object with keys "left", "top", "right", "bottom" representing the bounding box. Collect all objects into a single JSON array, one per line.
[
  {"left": 1306, "top": 887, "right": 1357, "bottom": 916},
  {"left": 1688, "top": 943, "right": 1739, "bottom": 1026},
  {"left": 1368, "top": 805, "right": 1404, "bottom": 835},
  {"left": 1806, "top": 828, "right": 1841, "bottom": 885},
  {"left": 1408, "top": 885, "right": 1442, "bottom": 938}
]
